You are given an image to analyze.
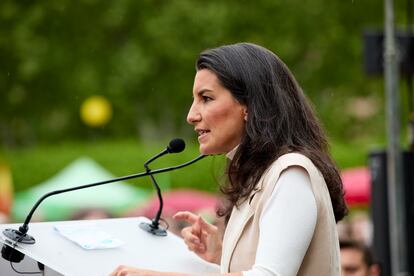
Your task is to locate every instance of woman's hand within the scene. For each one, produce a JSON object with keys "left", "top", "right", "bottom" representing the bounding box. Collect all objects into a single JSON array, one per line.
[
  {"left": 109, "top": 265, "right": 161, "bottom": 276},
  {"left": 173, "top": 211, "right": 222, "bottom": 265}
]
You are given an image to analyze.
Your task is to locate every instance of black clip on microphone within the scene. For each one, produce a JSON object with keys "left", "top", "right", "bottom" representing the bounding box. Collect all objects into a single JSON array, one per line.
[{"left": 139, "top": 138, "right": 185, "bottom": 236}]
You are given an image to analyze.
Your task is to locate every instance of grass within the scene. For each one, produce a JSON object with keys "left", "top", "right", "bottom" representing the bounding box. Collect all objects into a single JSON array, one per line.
[
  {"left": 0, "top": 138, "right": 381, "bottom": 194},
  {"left": 0, "top": 139, "right": 227, "bottom": 194}
]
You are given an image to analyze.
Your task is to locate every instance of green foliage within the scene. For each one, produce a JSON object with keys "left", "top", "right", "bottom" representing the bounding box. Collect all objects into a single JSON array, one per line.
[
  {"left": 0, "top": 139, "right": 227, "bottom": 193},
  {"left": 0, "top": 0, "right": 399, "bottom": 148}
]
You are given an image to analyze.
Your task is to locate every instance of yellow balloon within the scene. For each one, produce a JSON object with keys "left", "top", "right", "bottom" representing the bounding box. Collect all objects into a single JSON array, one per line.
[{"left": 80, "top": 96, "right": 112, "bottom": 127}]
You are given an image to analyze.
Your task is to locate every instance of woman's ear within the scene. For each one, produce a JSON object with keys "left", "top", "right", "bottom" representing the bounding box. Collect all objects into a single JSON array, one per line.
[{"left": 243, "top": 108, "right": 248, "bottom": 121}]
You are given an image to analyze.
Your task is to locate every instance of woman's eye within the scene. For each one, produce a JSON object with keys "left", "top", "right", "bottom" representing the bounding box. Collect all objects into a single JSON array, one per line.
[{"left": 202, "top": 95, "right": 212, "bottom": 102}]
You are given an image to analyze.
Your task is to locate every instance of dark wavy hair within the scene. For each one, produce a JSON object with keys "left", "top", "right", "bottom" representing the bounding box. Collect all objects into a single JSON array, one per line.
[{"left": 196, "top": 43, "right": 348, "bottom": 222}]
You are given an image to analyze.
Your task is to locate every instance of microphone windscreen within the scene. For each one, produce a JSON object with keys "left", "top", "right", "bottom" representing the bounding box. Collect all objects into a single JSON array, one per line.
[{"left": 167, "top": 138, "right": 185, "bottom": 153}]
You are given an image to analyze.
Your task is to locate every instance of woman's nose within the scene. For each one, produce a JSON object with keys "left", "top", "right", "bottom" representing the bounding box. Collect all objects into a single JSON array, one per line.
[{"left": 187, "top": 102, "right": 201, "bottom": 125}]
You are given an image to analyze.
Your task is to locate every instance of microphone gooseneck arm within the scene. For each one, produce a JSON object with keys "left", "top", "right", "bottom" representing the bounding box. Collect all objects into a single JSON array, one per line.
[
  {"left": 140, "top": 137, "right": 186, "bottom": 234},
  {"left": 146, "top": 173, "right": 164, "bottom": 230},
  {"left": 143, "top": 149, "right": 168, "bottom": 170},
  {"left": 10, "top": 154, "right": 206, "bottom": 240},
  {"left": 143, "top": 150, "right": 168, "bottom": 232},
  {"left": 2, "top": 138, "right": 203, "bottom": 265}
]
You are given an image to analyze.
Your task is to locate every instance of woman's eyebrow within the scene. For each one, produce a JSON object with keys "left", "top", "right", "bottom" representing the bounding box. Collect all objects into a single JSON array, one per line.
[{"left": 197, "top": 89, "right": 213, "bottom": 96}]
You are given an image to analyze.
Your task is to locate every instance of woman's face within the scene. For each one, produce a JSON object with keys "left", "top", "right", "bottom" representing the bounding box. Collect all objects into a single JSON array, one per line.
[{"left": 187, "top": 69, "right": 246, "bottom": 155}]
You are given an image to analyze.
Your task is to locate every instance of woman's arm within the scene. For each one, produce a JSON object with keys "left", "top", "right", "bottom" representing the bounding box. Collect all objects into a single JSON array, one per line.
[
  {"left": 109, "top": 266, "right": 242, "bottom": 276},
  {"left": 243, "top": 166, "right": 317, "bottom": 276}
]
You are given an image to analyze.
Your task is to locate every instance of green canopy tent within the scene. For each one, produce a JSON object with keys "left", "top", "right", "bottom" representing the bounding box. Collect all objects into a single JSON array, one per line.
[{"left": 12, "top": 157, "right": 152, "bottom": 222}]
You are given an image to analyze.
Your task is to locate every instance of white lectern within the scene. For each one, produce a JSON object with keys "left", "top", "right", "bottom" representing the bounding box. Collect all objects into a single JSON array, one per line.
[{"left": 0, "top": 217, "right": 220, "bottom": 276}]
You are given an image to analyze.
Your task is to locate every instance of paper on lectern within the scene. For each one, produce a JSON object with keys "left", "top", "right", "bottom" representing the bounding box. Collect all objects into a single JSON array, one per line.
[{"left": 54, "top": 223, "right": 124, "bottom": 250}]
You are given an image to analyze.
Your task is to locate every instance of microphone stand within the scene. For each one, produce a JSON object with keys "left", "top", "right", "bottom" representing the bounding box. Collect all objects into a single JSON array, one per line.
[
  {"left": 2, "top": 155, "right": 206, "bottom": 253},
  {"left": 139, "top": 154, "right": 168, "bottom": 236}
]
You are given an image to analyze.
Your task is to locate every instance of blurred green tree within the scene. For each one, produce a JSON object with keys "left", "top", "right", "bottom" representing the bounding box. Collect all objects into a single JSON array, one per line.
[{"left": 0, "top": 0, "right": 393, "bottom": 147}]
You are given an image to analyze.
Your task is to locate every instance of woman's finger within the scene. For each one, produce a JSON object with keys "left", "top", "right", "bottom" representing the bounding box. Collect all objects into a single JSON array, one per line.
[
  {"left": 198, "top": 215, "right": 217, "bottom": 233},
  {"left": 181, "top": 227, "right": 207, "bottom": 253},
  {"left": 109, "top": 265, "right": 125, "bottom": 276},
  {"left": 181, "top": 227, "right": 201, "bottom": 244},
  {"left": 173, "top": 211, "right": 199, "bottom": 224}
]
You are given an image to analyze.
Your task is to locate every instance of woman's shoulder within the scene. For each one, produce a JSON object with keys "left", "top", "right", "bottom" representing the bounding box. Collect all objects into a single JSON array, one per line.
[
  {"left": 264, "top": 152, "right": 324, "bottom": 183},
  {"left": 271, "top": 152, "right": 315, "bottom": 170}
]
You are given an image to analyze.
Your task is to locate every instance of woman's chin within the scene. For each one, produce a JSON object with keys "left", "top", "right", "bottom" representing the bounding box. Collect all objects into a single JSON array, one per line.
[
  {"left": 199, "top": 147, "right": 227, "bottom": 156},
  {"left": 199, "top": 145, "right": 218, "bottom": 155}
]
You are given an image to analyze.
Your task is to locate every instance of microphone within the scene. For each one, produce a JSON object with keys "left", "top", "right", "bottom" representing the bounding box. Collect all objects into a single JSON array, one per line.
[
  {"left": 1, "top": 139, "right": 206, "bottom": 263},
  {"left": 139, "top": 138, "right": 186, "bottom": 236},
  {"left": 143, "top": 138, "right": 186, "bottom": 171}
]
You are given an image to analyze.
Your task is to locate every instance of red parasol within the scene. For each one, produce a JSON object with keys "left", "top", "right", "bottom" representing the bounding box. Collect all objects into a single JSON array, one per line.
[
  {"left": 341, "top": 167, "right": 371, "bottom": 206},
  {"left": 132, "top": 189, "right": 220, "bottom": 218}
]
